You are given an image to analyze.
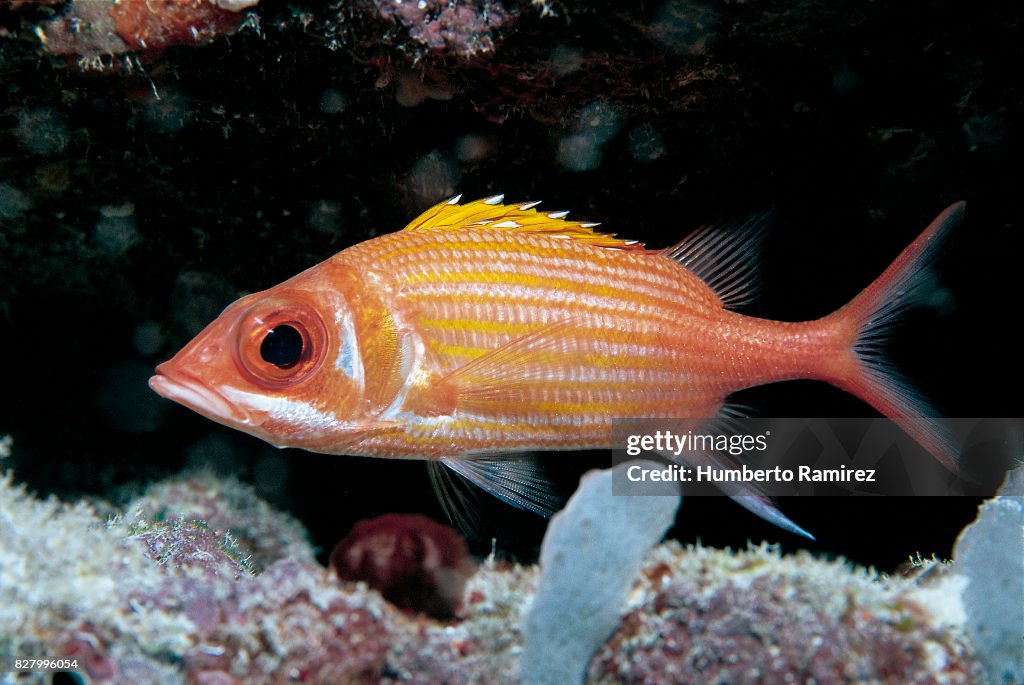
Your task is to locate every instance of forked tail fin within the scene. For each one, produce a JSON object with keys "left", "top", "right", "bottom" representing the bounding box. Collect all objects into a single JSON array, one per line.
[{"left": 824, "top": 202, "right": 966, "bottom": 477}]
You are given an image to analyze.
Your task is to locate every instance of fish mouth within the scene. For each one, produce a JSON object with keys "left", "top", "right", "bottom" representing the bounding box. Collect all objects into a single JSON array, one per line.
[{"left": 148, "top": 368, "right": 251, "bottom": 425}]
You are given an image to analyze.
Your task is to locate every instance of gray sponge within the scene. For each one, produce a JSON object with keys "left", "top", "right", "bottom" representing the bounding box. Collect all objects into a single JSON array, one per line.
[
  {"left": 954, "top": 467, "right": 1024, "bottom": 685},
  {"left": 521, "top": 462, "right": 680, "bottom": 685}
]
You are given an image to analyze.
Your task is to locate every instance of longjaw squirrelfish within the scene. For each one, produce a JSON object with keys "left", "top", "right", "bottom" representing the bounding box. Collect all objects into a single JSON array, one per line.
[{"left": 149, "top": 196, "right": 965, "bottom": 536}]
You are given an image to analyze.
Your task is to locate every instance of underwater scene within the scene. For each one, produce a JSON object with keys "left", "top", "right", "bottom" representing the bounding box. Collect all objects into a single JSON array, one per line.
[{"left": 1, "top": 1, "right": 1022, "bottom": 683}]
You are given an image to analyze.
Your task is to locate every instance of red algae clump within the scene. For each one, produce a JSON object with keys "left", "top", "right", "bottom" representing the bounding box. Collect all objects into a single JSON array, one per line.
[{"left": 330, "top": 513, "right": 476, "bottom": 619}]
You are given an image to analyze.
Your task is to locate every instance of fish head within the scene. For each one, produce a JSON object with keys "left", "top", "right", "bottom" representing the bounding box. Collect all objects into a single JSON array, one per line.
[{"left": 149, "top": 270, "right": 367, "bottom": 449}]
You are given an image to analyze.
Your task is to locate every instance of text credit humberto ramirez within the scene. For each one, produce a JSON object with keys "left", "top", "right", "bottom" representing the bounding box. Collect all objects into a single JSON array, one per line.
[
  {"left": 612, "top": 417, "right": 1014, "bottom": 497},
  {"left": 624, "top": 429, "right": 876, "bottom": 484}
]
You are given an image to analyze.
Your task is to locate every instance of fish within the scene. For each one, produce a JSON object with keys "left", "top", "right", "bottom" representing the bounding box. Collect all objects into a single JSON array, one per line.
[{"left": 149, "top": 195, "right": 966, "bottom": 536}]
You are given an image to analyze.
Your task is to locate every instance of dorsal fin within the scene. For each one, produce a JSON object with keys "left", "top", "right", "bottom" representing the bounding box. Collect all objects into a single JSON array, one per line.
[
  {"left": 661, "top": 211, "right": 772, "bottom": 309},
  {"left": 402, "top": 195, "right": 649, "bottom": 252}
]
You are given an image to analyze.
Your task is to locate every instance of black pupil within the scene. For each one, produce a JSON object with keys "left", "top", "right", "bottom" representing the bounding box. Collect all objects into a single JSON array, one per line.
[{"left": 260, "top": 325, "right": 304, "bottom": 368}]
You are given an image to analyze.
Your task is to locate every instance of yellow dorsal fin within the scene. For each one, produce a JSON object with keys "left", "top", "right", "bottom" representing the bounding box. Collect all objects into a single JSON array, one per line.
[{"left": 402, "top": 195, "right": 648, "bottom": 251}]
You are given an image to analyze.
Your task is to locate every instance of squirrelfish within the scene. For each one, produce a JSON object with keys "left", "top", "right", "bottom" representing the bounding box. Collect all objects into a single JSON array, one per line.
[{"left": 149, "top": 196, "right": 965, "bottom": 535}]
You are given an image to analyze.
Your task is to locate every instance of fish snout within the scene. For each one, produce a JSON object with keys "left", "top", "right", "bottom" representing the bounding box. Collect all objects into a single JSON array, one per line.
[{"left": 149, "top": 365, "right": 251, "bottom": 426}]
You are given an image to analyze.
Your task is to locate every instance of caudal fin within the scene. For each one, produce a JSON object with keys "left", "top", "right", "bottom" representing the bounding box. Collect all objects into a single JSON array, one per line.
[{"left": 825, "top": 202, "right": 966, "bottom": 477}]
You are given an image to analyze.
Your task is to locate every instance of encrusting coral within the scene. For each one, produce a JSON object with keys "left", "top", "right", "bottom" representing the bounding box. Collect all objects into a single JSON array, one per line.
[
  {"left": 0, "top": 459, "right": 993, "bottom": 684},
  {"left": 0, "top": 471, "right": 193, "bottom": 683}
]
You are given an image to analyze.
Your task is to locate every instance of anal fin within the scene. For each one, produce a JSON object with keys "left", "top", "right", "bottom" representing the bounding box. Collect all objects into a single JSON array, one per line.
[{"left": 662, "top": 410, "right": 814, "bottom": 540}]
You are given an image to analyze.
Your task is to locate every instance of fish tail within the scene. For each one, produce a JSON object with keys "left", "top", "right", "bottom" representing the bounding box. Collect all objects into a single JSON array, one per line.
[{"left": 823, "top": 202, "right": 966, "bottom": 477}]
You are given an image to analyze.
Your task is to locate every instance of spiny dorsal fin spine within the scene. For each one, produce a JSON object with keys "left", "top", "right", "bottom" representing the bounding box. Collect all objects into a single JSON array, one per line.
[{"left": 402, "top": 196, "right": 649, "bottom": 251}]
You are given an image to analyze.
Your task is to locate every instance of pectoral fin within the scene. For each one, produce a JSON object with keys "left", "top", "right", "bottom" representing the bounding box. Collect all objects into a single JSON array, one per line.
[{"left": 436, "top": 317, "right": 586, "bottom": 415}]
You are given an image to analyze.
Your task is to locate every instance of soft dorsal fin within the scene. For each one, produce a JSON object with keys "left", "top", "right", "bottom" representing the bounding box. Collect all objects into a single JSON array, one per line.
[
  {"left": 662, "top": 212, "right": 772, "bottom": 309},
  {"left": 403, "top": 195, "right": 649, "bottom": 252}
]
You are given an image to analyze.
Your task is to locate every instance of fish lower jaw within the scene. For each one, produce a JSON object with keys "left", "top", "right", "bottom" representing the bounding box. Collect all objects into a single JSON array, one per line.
[{"left": 148, "top": 372, "right": 251, "bottom": 426}]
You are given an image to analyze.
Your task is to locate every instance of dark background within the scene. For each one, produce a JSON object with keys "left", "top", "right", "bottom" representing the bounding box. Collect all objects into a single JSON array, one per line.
[{"left": 1, "top": 0, "right": 1020, "bottom": 572}]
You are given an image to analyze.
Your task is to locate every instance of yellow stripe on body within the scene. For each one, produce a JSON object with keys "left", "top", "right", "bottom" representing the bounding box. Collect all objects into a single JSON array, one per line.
[
  {"left": 366, "top": 229, "right": 719, "bottom": 309},
  {"left": 358, "top": 395, "right": 717, "bottom": 455},
  {"left": 397, "top": 253, "right": 713, "bottom": 314}
]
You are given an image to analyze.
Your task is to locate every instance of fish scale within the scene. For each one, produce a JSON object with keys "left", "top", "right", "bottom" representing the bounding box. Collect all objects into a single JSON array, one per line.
[{"left": 340, "top": 228, "right": 822, "bottom": 452}]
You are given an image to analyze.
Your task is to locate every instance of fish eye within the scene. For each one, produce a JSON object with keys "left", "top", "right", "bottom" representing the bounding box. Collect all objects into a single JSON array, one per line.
[
  {"left": 260, "top": 325, "right": 304, "bottom": 368},
  {"left": 234, "top": 296, "right": 329, "bottom": 387}
]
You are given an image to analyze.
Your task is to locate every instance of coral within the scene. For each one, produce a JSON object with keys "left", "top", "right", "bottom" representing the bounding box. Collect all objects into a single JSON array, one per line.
[
  {"left": 0, "top": 462, "right": 989, "bottom": 683},
  {"left": 330, "top": 513, "right": 475, "bottom": 619},
  {"left": 126, "top": 471, "right": 316, "bottom": 571},
  {"left": 0, "top": 472, "right": 193, "bottom": 677},
  {"left": 109, "top": 0, "right": 258, "bottom": 52},
  {"left": 38, "top": 0, "right": 258, "bottom": 63},
  {"left": 126, "top": 517, "right": 254, "bottom": 580},
  {"left": 522, "top": 463, "right": 680, "bottom": 685},
  {"left": 587, "top": 543, "right": 982, "bottom": 684},
  {"left": 369, "top": 0, "right": 517, "bottom": 58},
  {"left": 35, "top": 0, "right": 130, "bottom": 60},
  {"left": 178, "top": 559, "right": 394, "bottom": 684},
  {"left": 380, "top": 555, "right": 537, "bottom": 684},
  {"left": 0, "top": 464, "right": 528, "bottom": 683},
  {"left": 176, "top": 553, "right": 539, "bottom": 684}
]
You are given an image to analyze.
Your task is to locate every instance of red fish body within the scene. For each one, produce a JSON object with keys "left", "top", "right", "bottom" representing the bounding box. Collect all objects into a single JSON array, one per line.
[{"left": 150, "top": 196, "right": 965, "bottom": 531}]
